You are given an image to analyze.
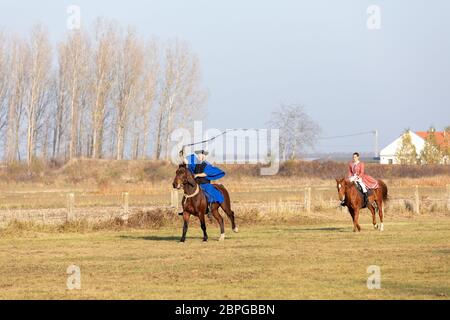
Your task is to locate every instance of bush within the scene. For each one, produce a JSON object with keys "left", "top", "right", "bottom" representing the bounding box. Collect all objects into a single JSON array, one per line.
[{"left": 0, "top": 159, "right": 448, "bottom": 184}]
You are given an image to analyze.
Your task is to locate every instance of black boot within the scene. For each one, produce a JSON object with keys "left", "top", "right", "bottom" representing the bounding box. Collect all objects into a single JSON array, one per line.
[
  {"left": 363, "top": 192, "right": 368, "bottom": 208},
  {"left": 206, "top": 203, "right": 213, "bottom": 220}
]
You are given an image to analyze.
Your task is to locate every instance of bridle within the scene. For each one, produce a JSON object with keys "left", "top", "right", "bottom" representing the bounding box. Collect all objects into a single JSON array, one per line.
[{"left": 338, "top": 180, "right": 347, "bottom": 201}]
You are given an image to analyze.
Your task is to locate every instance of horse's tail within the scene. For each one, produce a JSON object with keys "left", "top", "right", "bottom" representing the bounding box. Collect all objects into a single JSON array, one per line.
[{"left": 378, "top": 180, "right": 388, "bottom": 202}]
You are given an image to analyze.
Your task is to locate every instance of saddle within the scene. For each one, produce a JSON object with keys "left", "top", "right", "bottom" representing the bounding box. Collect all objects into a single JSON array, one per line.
[{"left": 354, "top": 182, "right": 373, "bottom": 209}]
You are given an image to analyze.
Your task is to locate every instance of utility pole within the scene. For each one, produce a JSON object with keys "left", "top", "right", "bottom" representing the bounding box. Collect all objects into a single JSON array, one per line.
[{"left": 374, "top": 129, "right": 379, "bottom": 158}]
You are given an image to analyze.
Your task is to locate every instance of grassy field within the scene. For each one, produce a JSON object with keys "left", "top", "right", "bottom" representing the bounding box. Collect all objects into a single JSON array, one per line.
[
  {"left": 0, "top": 161, "right": 449, "bottom": 299},
  {"left": 1, "top": 214, "right": 449, "bottom": 300}
]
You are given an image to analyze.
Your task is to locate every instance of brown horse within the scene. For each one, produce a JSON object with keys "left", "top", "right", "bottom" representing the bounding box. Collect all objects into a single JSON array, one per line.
[
  {"left": 172, "top": 164, "right": 238, "bottom": 242},
  {"left": 335, "top": 178, "right": 388, "bottom": 232}
]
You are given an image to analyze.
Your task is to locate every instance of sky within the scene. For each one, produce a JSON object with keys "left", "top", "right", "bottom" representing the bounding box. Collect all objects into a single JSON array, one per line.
[{"left": 1, "top": 0, "right": 449, "bottom": 154}]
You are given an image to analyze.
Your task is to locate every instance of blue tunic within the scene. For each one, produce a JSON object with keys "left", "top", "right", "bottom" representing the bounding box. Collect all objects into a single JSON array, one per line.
[{"left": 186, "top": 154, "right": 225, "bottom": 203}]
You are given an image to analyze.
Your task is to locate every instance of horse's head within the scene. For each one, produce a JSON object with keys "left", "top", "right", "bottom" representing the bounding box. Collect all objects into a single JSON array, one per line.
[
  {"left": 335, "top": 177, "right": 348, "bottom": 202},
  {"left": 172, "top": 164, "right": 196, "bottom": 189}
]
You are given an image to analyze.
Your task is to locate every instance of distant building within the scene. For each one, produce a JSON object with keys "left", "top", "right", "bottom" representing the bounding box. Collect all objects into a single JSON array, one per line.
[{"left": 379, "top": 130, "right": 448, "bottom": 164}]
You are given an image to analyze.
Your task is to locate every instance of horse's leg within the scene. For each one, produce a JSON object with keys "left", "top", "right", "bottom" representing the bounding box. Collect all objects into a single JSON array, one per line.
[
  {"left": 354, "top": 208, "right": 361, "bottom": 232},
  {"left": 180, "top": 212, "right": 190, "bottom": 242},
  {"left": 220, "top": 202, "right": 237, "bottom": 233},
  {"left": 218, "top": 186, "right": 238, "bottom": 233},
  {"left": 368, "top": 202, "right": 378, "bottom": 230},
  {"left": 377, "top": 194, "right": 384, "bottom": 232},
  {"left": 348, "top": 207, "right": 356, "bottom": 232},
  {"left": 212, "top": 204, "right": 225, "bottom": 241},
  {"left": 199, "top": 213, "right": 208, "bottom": 242},
  {"left": 230, "top": 211, "right": 238, "bottom": 233}
]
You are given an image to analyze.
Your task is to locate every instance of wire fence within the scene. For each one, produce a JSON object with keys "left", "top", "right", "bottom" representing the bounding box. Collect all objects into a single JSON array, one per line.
[{"left": 0, "top": 185, "right": 449, "bottom": 225}]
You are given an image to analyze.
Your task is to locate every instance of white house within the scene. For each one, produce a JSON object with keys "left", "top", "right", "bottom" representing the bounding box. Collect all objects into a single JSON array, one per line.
[{"left": 379, "top": 130, "right": 448, "bottom": 164}]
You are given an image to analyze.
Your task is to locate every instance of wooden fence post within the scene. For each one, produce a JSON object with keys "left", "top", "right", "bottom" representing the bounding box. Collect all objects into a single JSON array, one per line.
[
  {"left": 122, "top": 192, "right": 129, "bottom": 214},
  {"left": 121, "top": 192, "right": 130, "bottom": 223},
  {"left": 171, "top": 190, "right": 179, "bottom": 208},
  {"left": 66, "top": 193, "right": 75, "bottom": 222},
  {"left": 305, "top": 187, "right": 311, "bottom": 214},
  {"left": 447, "top": 185, "right": 450, "bottom": 213},
  {"left": 414, "top": 185, "right": 420, "bottom": 214}
]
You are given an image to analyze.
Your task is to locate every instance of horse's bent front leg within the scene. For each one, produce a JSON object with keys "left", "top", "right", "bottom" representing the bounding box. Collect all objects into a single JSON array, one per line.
[{"left": 180, "top": 212, "right": 190, "bottom": 242}]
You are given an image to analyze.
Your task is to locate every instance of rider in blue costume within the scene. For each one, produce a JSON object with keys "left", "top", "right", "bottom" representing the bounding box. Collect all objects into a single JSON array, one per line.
[{"left": 179, "top": 150, "right": 225, "bottom": 218}]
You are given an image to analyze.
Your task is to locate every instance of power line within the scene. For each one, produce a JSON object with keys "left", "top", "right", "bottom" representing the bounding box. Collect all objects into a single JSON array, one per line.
[
  {"left": 317, "top": 130, "right": 379, "bottom": 157},
  {"left": 318, "top": 131, "right": 376, "bottom": 140}
]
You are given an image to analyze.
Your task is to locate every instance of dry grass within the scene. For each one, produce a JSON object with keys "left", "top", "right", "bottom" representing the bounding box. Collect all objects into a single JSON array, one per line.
[
  {"left": 0, "top": 208, "right": 180, "bottom": 236},
  {"left": 0, "top": 160, "right": 448, "bottom": 299},
  {"left": 0, "top": 214, "right": 449, "bottom": 299}
]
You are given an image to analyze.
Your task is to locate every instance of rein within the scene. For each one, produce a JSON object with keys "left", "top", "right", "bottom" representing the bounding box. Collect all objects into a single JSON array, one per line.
[
  {"left": 184, "top": 184, "right": 200, "bottom": 198},
  {"left": 182, "top": 182, "right": 200, "bottom": 208}
]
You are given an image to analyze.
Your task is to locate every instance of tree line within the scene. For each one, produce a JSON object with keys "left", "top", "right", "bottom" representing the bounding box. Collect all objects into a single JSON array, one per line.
[{"left": 0, "top": 20, "right": 207, "bottom": 166}]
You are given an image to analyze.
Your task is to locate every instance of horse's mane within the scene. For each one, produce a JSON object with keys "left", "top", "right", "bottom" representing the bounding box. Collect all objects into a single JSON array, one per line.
[{"left": 179, "top": 163, "right": 197, "bottom": 186}]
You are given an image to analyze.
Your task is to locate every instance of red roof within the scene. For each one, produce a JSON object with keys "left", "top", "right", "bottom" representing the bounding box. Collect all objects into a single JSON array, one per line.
[{"left": 415, "top": 131, "right": 448, "bottom": 147}]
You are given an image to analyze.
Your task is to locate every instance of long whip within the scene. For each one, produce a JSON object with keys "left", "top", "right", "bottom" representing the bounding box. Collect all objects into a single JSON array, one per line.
[{"left": 179, "top": 129, "right": 241, "bottom": 157}]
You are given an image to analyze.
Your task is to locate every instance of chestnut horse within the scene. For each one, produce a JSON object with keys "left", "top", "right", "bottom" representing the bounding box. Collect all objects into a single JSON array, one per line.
[
  {"left": 335, "top": 178, "right": 388, "bottom": 232},
  {"left": 172, "top": 164, "right": 238, "bottom": 242}
]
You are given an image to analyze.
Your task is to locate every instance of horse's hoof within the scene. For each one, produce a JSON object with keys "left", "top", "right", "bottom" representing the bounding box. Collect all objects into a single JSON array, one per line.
[
  {"left": 219, "top": 234, "right": 225, "bottom": 241},
  {"left": 233, "top": 227, "right": 239, "bottom": 233},
  {"left": 203, "top": 238, "right": 208, "bottom": 242},
  {"left": 380, "top": 223, "right": 384, "bottom": 232},
  {"left": 374, "top": 224, "right": 379, "bottom": 230},
  {"left": 180, "top": 239, "right": 185, "bottom": 243}
]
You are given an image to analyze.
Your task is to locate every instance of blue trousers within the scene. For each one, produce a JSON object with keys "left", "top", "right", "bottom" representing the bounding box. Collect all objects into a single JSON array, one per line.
[{"left": 200, "top": 184, "right": 224, "bottom": 203}]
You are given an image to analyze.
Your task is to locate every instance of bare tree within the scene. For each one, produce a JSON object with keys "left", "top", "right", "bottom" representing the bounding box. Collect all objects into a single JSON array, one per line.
[
  {"left": 52, "top": 41, "right": 70, "bottom": 159},
  {"left": 156, "top": 39, "right": 207, "bottom": 160},
  {"left": 129, "top": 39, "right": 159, "bottom": 159},
  {"left": 0, "top": 30, "right": 10, "bottom": 155},
  {"left": 5, "top": 35, "right": 28, "bottom": 163},
  {"left": 91, "top": 19, "right": 118, "bottom": 158},
  {"left": 1, "top": 20, "right": 209, "bottom": 164},
  {"left": 35, "top": 76, "right": 55, "bottom": 161},
  {"left": 24, "top": 25, "right": 52, "bottom": 167},
  {"left": 59, "top": 29, "right": 90, "bottom": 160},
  {"left": 268, "top": 104, "right": 321, "bottom": 160},
  {"left": 112, "top": 28, "right": 144, "bottom": 160}
]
